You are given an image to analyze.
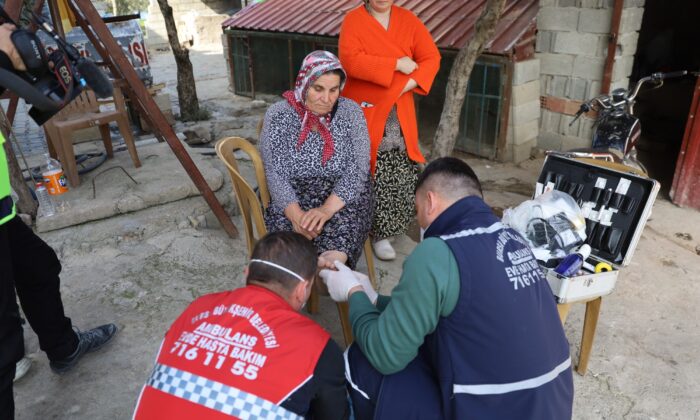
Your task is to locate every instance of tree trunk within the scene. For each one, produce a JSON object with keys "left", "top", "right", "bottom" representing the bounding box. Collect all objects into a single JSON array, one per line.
[
  {"left": 429, "top": 0, "right": 507, "bottom": 159},
  {"left": 156, "top": 0, "right": 201, "bottom": 121}
]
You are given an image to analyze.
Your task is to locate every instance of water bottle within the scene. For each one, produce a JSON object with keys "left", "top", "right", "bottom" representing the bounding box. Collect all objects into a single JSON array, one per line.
[
  {"left": 35, "top": 182, "right": 56, "bottom": 217},
  {"left": 40, "top": 154, "right": 69, "bottom": 213},
  {"left": 554, "top": 244, "right": 592, "bottom": 277},
  {"left": 41, "top": 154, "right": 69, "bottom": 196}
]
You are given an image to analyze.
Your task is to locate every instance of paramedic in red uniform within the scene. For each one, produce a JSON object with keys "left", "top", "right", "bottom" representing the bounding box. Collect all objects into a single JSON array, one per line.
[{"left": 133, "top": 231, "right": 349, "bottom": 419}]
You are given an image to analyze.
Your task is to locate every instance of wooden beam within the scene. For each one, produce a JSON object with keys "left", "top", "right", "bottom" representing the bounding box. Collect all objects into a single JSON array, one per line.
[
  {"left": 2, "top": 0, "right": 23, "bottom": 21},
  {"left": 495, "top": 60, "right": 513, "bottom": 162},
  {"left": 66, "top": 0, "right": 239, "bottom": 238},
  {"left": 47, "top": 0, "right": 66, "bottom": 37}
]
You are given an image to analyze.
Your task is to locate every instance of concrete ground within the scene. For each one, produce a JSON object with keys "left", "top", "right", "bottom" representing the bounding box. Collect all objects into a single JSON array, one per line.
[
  {"left": 10, "top": 46, "right": 700, "bottom": 419},
  {"left": 34, "top": 140, "right": 224, "bottom": 233}
]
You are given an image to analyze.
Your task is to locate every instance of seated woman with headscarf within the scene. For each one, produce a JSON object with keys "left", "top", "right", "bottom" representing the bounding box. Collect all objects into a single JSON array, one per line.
[{"left": 260, "top": 50, "right": 373, "bottom": 269}]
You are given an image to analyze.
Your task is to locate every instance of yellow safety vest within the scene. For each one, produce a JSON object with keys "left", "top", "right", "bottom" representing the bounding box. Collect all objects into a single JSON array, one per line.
[{"left": 0, "top": 133, "right": 16, "bottom": 225}]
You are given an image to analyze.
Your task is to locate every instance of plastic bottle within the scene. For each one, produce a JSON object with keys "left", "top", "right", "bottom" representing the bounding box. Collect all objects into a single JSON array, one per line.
[
  {"left": 40, "top": 154, "right": 69, "bottom": 213},
  {"left": 40, "top": 154, "right": 68, "bottom": 196},
  {"left": 554, "top": 244, "right": 592, "bottom": 277},
  {"left": 35, "top": 182, "right": 56, "bottom": 217}
]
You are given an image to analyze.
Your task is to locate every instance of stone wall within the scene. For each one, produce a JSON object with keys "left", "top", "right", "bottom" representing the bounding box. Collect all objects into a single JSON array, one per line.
[
  {"left": 505, "top": 58, "right": 541, "bottom": 163},
  {"left": 146, "top": 0, "right": 240, "bottom": 50},
  {"left": 536, "top": 0, "right": 646, "bottom": 151}
]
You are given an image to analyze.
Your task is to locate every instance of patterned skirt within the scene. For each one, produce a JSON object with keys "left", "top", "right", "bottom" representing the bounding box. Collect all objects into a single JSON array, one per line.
[
  {"left": 264, "top": 177, "right": 373, "bottom": 269},
  {"left": 371, "top": 149, "right": 419, "bottom": 240}
]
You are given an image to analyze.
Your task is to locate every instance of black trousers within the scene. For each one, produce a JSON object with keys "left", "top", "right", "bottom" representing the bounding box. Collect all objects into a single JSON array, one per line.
[{"left": 0, "top": 216, "right": 78, "bottom": 418}]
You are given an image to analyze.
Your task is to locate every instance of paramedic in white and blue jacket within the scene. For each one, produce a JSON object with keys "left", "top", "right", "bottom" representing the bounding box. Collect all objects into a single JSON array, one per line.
[{"left": 321, "top": 157, "right": 574, "bottom": 419}]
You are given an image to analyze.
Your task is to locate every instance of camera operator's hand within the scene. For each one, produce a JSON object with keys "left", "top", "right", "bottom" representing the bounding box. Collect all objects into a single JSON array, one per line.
[{"left": 0, "top": 24, "right": 26, "bottom": 71}]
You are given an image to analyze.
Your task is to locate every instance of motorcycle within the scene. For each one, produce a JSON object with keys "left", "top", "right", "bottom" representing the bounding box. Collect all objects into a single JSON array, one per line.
[{"left": 551, "top": 70, "right": 690, "bottom": 175}]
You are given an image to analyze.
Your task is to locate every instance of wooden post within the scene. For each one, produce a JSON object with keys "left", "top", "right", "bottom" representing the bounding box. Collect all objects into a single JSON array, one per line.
[
  {"left": 66, "top": 0, "right": 239, "bottom": 238},
  {"left": 557, "top": 303, "right": 571, "bottom": 324},
  {"left": 576, "top": 297, "right": 602, "bottom": 376}
]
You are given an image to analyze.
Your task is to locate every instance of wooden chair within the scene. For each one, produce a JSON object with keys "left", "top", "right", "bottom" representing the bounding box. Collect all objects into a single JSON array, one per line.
[
  {"left": 215, "top": 136, "right": 377, "bottom": 346},
  {"left": 44, "top": 81, "right": 141, "bottom": 187}
]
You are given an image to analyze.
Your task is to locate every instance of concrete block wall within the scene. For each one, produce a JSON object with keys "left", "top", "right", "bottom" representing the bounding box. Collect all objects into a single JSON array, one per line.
[
  {"left": 536, "top": 0, "right": 645, "bottom": 151},
  {"left": 146, "top": 0, "right": 238, "bottom": 50},
  {"left": 504, "top": 58, "right": 541, "bottom": 163}
]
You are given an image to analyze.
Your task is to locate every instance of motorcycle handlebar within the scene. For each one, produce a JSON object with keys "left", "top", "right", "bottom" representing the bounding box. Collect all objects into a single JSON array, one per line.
[
  {"left": 569, "top": 103, "right": 591, "bottom": 126},
  {"left": 659, "top": 70, "right": 688, "bottom": 80},
  {"left": 629, "top": 70, "right": 689, "bottom": 100},
  {"left": 574, "top": 71, "right": 689, "bottom": 124}
]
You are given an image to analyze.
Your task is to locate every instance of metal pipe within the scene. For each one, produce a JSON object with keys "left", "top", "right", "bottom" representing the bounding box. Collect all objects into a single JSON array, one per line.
[{"left": 601, "top": 0, "right": 624, "bottom": 94}]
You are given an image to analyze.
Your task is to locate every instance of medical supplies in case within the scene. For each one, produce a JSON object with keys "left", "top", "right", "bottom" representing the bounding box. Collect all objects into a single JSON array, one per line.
[{"left": 534, "top": 155, "right": 659, "bottom": 304}]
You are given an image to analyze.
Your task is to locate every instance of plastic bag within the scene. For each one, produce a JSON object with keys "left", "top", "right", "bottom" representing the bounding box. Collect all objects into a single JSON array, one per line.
[{"left": 502, "top": 190, "right": 587, "bottom": 262}]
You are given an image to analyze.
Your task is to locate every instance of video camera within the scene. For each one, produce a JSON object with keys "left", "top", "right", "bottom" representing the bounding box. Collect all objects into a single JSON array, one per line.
[{"left": 0, "top": 7, "right": 112, "bottom": 125}]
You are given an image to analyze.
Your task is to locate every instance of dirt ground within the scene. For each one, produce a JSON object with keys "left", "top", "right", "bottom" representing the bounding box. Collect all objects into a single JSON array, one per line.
[{"left": 11, "top": 46, "right": 700, "bottom": 419}]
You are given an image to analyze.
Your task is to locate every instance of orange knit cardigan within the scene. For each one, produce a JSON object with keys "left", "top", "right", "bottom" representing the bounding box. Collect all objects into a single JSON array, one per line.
[{"left": 339, "top": 4, "right": 441, "bottom": 174}]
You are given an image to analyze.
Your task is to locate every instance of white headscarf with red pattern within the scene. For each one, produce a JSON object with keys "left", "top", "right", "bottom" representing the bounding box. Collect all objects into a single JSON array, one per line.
[{"left": 283, "top": 51, "right": 347, "bottom": 166}]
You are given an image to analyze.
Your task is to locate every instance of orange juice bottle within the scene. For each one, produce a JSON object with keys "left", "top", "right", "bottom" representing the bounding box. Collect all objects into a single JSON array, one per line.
[{"left": 41, "top": 154, "right": 69, "bottom": 196}]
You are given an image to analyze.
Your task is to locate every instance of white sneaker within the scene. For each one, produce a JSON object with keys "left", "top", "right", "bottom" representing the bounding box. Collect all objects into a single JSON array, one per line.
[
  {"left": 373, "top": 239, "right": 396, "bottom": 261},
  {"left": 13, "top": 357, "right": 32, "bottom": 383}
]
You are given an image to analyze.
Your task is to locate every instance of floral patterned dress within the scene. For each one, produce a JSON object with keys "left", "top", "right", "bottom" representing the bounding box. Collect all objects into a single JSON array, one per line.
[{"left": 259, "top": 97, "right": 373, "bottom": 269}]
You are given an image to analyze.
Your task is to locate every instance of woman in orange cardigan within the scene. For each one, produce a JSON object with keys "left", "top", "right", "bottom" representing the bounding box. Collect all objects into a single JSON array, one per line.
[{"left": 339, "top": 0, "right": 440, "bottom": 260}]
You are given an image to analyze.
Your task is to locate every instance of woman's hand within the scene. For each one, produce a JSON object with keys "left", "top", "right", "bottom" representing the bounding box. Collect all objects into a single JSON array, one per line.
[
  {"left": 301, "top": 207, "right": 333, "bottom": 234},
  {"left": 285, "top": 203, "right": 318, "bottom": 240},
  {"left": 396, "top": 56, "right": 418, "bottom": 75},
  {"left": 401, "top": 78, "right": 418, "bottom": 95},
  {"left": 317, "top": 254, "right": 336, "bottom": 270},
  {"left": 302, "top": 194, "right": 345, "bottom": 235}
]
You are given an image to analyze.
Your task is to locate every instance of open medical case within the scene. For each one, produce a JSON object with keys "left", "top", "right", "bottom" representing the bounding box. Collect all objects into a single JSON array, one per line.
[{"left": 534, "top": 155, "right": 660, "bottom": 303}]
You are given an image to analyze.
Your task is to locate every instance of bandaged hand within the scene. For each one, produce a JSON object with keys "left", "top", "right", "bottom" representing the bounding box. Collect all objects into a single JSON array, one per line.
[{"left": 319, "top": 261, "right": 361, "bottom": 302}]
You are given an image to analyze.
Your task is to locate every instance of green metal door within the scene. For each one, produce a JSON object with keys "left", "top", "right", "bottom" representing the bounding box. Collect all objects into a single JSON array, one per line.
[
  {"left": 231, "top": 35, "right": 253, "bottom": 97},
  {"left": 455, "top": 58, "right": 506, "bottom": 159}
]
